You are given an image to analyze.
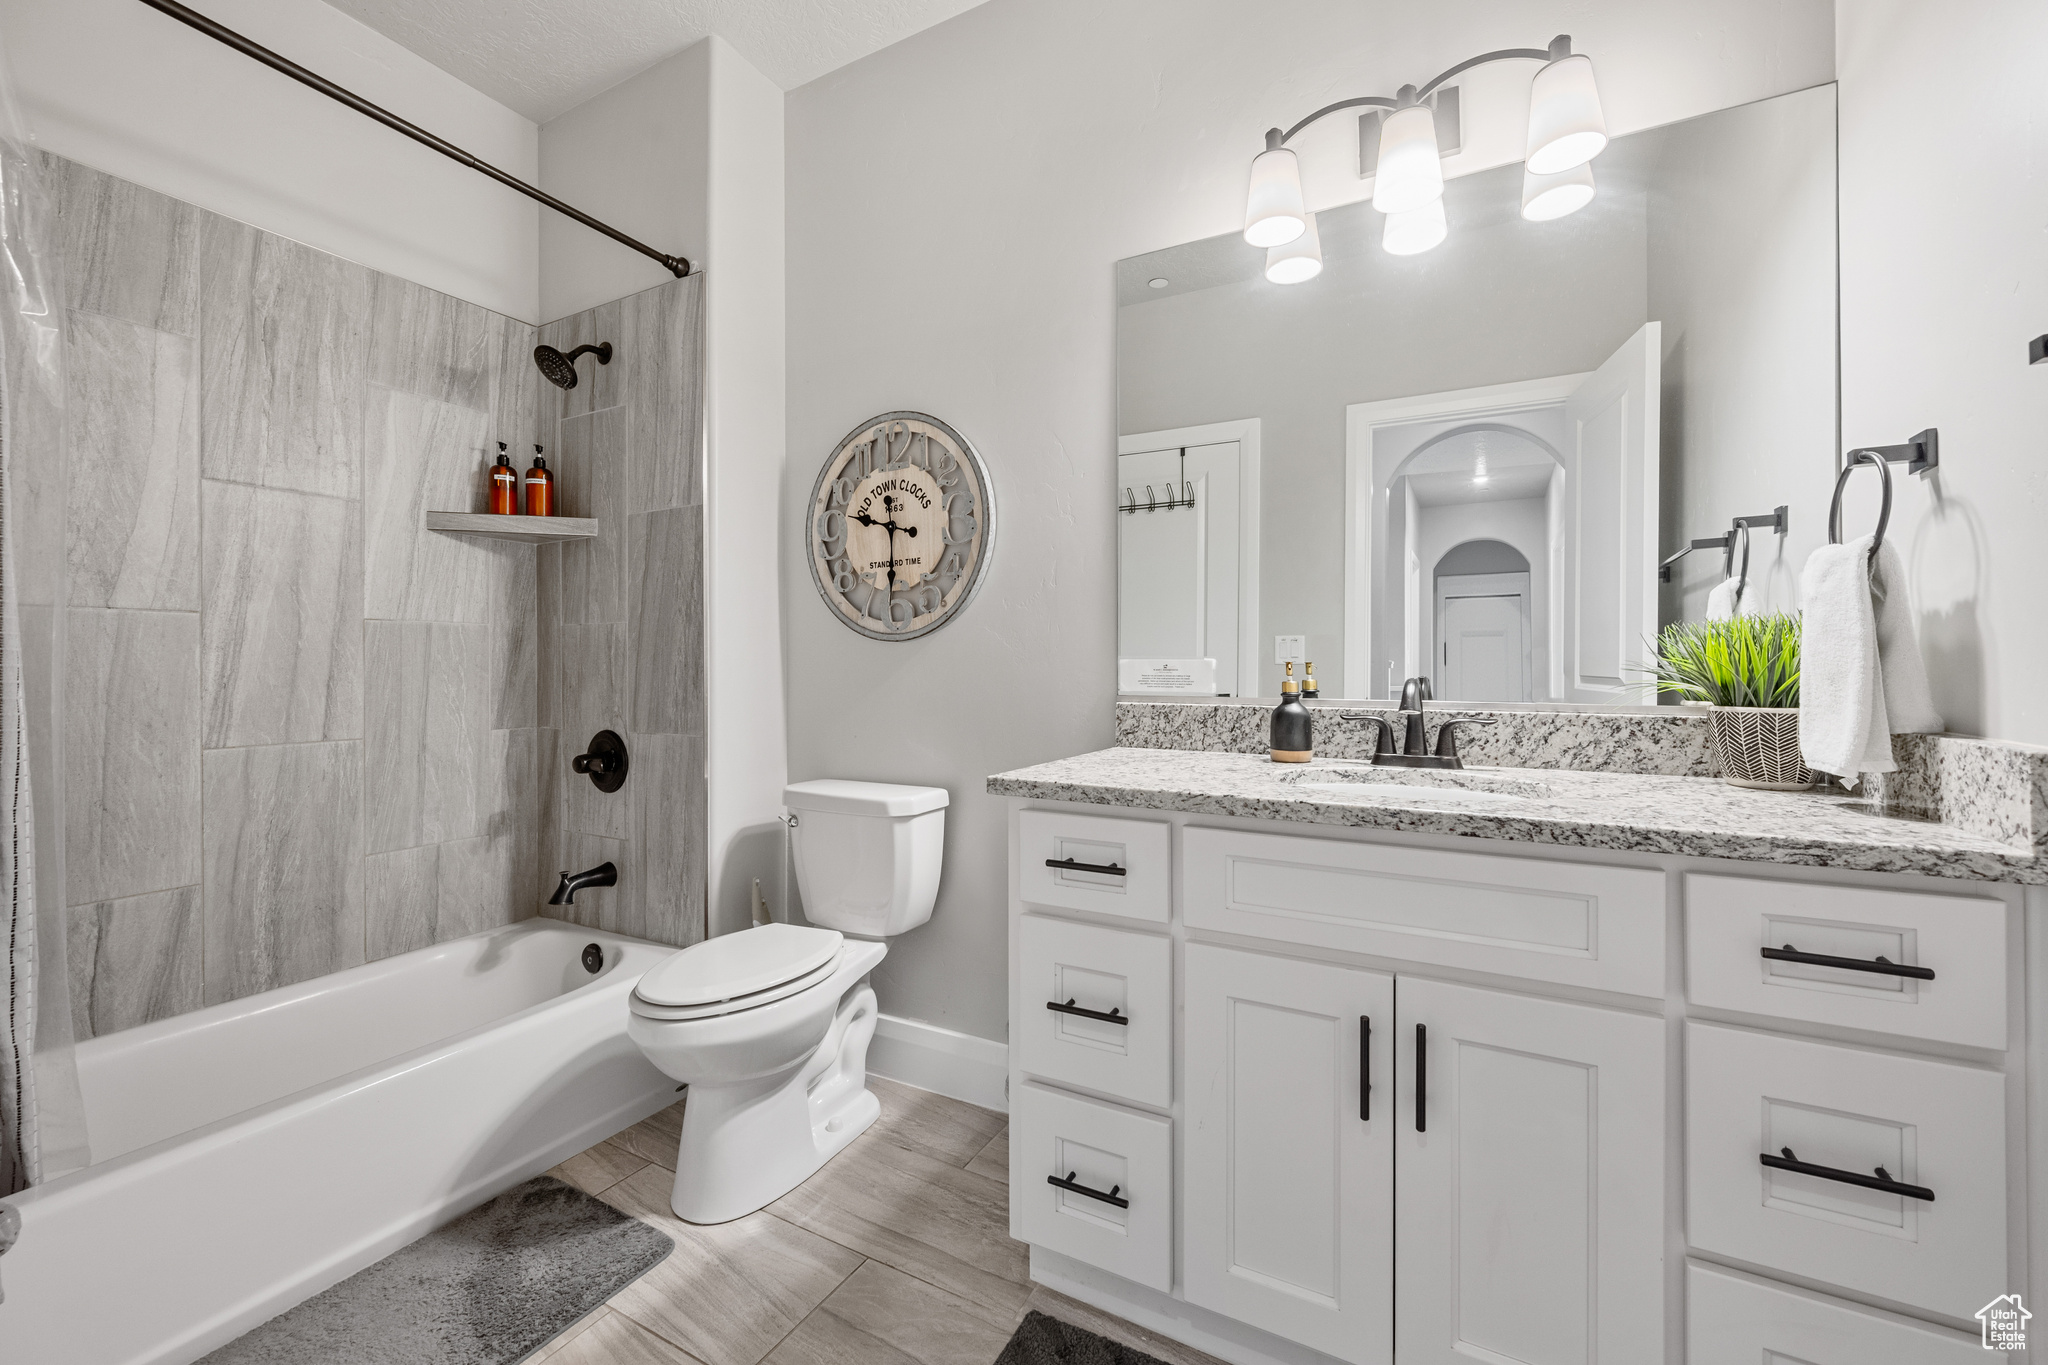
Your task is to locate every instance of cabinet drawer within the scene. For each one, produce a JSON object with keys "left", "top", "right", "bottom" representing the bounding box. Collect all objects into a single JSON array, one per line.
[
  {"left": 1016, "top": 915, "right": 1171, "bottom": 1108},
  {"left": 1018, "top": 810, "right": 1171, "bottom": 923},
  {"left": 1686, "top": 1262, "right": 1984, "bottom": 1364},
  {"left": 1687, "top": 874, "right": 2007, "bottom": 1049},
  {"left": 1183, "top": 827, "right": 1664, "bottom": 996},
  {"left": 1686, "top": 1022, "right": 2006, "bottom": 1319},
  {"left": 1010, "top": 1081, "right": 1172, "bottom": 1292}
]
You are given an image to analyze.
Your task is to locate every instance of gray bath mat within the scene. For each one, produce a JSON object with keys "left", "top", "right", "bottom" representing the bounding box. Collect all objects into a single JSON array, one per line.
[
  {"left": 996, "top": 1311, "right": 1172, "bottom": 1365},
  {"left": 200, "top": 1176, "right": 674, "bottom": 1365}
]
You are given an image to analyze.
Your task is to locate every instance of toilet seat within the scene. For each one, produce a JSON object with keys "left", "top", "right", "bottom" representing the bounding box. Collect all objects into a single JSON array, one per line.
[
  {"left": 631, "top": 955, "right": 841, "bottom": 1021},
  {"left": 631, "top": 923, "right": 845, "bottom": 1022}
]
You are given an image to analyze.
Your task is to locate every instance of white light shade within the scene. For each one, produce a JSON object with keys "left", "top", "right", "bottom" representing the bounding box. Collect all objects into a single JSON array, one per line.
[
  {"left": 1265, "top": 212, "right": 1322, "bottom": 283},
  {"left": 1525, "top": 54, "right": 1607, "bottom": 174},
  {"left": 1521, "top": 161, "right": 1595, "bottom": 221},
  {"left": 1243, "top": 146, "right": 1306, "bottom": 247},
  {"left": 1371, "top": 104, "right": 1444, "bottom": 214},
  {"left": 1382, "top": 198, "right": 1447, "bottom": 256}
]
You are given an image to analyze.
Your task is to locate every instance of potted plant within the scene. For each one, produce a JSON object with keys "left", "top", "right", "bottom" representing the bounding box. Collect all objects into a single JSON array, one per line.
[{"left": 1646, "top": 614, "right": 1811, "bottom": 790}]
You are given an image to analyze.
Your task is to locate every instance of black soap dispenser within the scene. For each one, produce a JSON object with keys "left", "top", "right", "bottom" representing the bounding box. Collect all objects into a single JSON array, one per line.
[
  {"left": 1301, "top": 661, "right": 1320, "bottom": 700},
  {"left": 1271, "top": 662, "right": 1314, "bottom": 763}
]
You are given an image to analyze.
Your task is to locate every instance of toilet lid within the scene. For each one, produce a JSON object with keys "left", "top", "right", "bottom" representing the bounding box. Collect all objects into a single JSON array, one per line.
[{"left": 635, "top": 923, "right": 844, "bottom": 1007}]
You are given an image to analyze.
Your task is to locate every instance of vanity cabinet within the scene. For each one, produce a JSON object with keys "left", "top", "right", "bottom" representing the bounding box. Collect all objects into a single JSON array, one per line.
[
  {"left": 1008, "top": 801, "right": 2009, "bottom": 1365},
  {"left": 1395, "top": 978, "right": 1664, "bottom": 1365},
  {"left": 1182, "top": 945, "right": 1393, "bottom": 1364}
]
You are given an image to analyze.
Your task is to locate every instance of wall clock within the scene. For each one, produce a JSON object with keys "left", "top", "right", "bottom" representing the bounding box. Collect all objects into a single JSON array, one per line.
[{"left": 806, "top": 411, "right": 996, "bottom": 640}]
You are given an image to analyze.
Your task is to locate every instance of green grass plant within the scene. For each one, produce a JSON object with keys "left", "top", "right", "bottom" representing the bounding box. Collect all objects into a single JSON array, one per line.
[{"left": 1644, "top": 612, "right": 1801, "bottom": 708}]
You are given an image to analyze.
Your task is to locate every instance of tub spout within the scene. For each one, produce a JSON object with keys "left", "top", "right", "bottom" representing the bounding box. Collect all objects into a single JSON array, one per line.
[{"left": 550, "top": 862, "right": 617, "bottom": 905}]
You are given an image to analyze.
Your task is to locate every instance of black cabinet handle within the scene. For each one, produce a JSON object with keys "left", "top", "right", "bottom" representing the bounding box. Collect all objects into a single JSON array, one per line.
[
  {"left": 1760, "top": 944, "right": 1934, "bottom": 981},
  {"left": 1046, "top": 998, "right": 1127, "bottom": 1025},
  {"left": 1414, "top": 1023, "right": 1427, "bottom": 1133},
  {"left": 1760, "top": 1147, "right": 1935, "bottom": 1202},
  {"left": 1046, "top": 857, "right": 1126, "bottom": 877},
  {"left": 1048, "top": 1171, "right": 1129, "bottom": 1208},
  {"left": 1360, "top": 1016, "right": 1371, "bottom": 1122}
]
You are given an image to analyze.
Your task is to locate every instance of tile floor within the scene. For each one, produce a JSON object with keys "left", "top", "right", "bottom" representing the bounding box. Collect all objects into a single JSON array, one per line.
[{"left": 535, "top": 1077, "right": 1226, "bottom": 1365}]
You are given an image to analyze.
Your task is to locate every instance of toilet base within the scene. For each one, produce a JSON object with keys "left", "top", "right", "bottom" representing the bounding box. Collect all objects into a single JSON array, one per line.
[{"left": 666, "top": 980, "right": 881, "bottom": 1224}]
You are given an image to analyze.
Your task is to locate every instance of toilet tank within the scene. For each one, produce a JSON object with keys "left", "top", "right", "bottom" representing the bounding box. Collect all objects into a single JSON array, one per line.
[{"left": 783, "top": 780, "right": 949, "bottom": 938}]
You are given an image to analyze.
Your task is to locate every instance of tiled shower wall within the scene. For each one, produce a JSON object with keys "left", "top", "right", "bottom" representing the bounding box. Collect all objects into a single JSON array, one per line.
[
  {"left": 50, "top": 154, "right": 557, "bottom": 1038},
  {"left": 535, "top": 280, "right": 707, "bottom": 948}
]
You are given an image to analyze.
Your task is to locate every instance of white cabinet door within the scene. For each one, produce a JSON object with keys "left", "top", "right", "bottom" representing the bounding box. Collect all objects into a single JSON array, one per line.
[
  {"left": 1396, "top": 977, "right": 1665, "bottom": 1365},
  {"left": 1182, "top": 944, "right": 1393, "bottom": 1365}
]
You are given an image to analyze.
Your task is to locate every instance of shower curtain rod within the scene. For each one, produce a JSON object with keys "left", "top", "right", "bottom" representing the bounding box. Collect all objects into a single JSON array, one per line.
[{"left": 134, "top": 0, "right": 693, "bottom": 278}]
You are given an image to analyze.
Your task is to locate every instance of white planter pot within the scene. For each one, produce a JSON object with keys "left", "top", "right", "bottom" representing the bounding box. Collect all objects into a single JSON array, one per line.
[{"left": 1707, "top": 705, "right": 1813, "bottom": 790}]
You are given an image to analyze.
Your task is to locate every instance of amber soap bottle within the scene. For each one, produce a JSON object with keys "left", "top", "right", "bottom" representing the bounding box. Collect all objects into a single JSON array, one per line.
[
  {"left": 1271, "top": 662, "right": 1314, "bottom": 762},
  {"left": 488, "top": 442, "right": 518, "bottom": 514},
  {"left": 525, "top": 447, "right": 555, "bottom": 517}
]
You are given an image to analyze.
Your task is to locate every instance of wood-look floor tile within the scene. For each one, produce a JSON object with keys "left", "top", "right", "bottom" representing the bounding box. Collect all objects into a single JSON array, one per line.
[
  {"left": 763, "top": 1260, "right": 1014, "bottom": 1365},
  {"left": 1023, "top": 1288, "right": 1236, "bottom": 1365},
  {"left": 613, "top": 1098, "right": 687, "bottom": 1169},
  {"left": 528, "top": 1305, "right": 612, "bottom": 1364},
  {"left": 769, "top": 1129, "right": 1030, "bottom": 1322},
  {"left": 549, "top": 1137, "right": 649, "bottom": 1197},
  {"left": 964, "top": 1128, "right": 1008, "bottom": 1185},
  {"left": 601, "top": 1165, "right": 862, "bottom": 1365},
  {"left": 866, "top": 1078, "right": 1008, "bottom": 1168},
  {"left": 546, "top": 1308, "right": 709, "bottom": 1365}
]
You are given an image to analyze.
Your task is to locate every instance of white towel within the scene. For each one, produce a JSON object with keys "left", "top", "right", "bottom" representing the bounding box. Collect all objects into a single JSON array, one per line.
[
  {"left": 1704, "top": 576, "right": 1741, "bottom": 622},
  {"left": 1798, "top": 535, "right": 1942, "bottom": 785}
]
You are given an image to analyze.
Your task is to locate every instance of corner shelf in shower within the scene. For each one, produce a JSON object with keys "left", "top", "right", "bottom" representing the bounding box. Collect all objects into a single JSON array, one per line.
[{"left": 424, "top": 512, "right": 599, "bottom": 544}]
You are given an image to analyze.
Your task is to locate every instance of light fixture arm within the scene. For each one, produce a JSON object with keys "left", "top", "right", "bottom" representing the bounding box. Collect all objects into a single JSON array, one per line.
[{"left": 1271, "top": 35, "right": 1571, "bottom": 147}]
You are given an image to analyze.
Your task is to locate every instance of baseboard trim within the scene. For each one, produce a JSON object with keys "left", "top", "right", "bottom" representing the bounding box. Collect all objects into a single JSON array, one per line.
[{"left": 866, "top": 1013, "right": 1009, "bottom": 1113}]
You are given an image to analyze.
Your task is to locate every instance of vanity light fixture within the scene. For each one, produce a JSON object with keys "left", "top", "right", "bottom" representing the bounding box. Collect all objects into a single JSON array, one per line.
[
  {"left": 1371, "top": 101, "right": 1444, "bottom": 215},
  {"left": 1383, "top": 198, "right": 1448, "bottom": 256},
  {"left": 1244, "top": 34, "right": 1606, "bottom": 264},
  {"left": 1265, "top": 211, "right": 1324, "bottom": 283},
  {"left": 1242, "top": 133, "right": 1308, "bottom": 247},
  {"left": 1520, "top": 160, "right": 1596, "bottom": 221}
]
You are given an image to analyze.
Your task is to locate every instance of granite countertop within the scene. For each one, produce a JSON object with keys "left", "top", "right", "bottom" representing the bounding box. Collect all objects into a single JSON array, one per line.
[{"left": 987, "top": 747, "right": 2043, "bottom": 885}]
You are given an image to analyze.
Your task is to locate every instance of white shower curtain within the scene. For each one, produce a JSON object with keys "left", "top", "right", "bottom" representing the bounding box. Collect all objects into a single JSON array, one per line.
[{"left": 0, "top": 31, "right": 85, "bottom": 1207}]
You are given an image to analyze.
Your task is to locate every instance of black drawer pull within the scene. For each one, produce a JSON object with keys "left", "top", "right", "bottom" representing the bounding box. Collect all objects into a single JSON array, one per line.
[
  {"left": 1046, "top": 857, "right": 1126, "bottom": 877},
  {"left": 1760, "top": 1147, "right": 1935, "bottom": 1202},
  {"left": 1047, "top": 998, "right": 1127, "bottom": 1025},
  {"left": 1414, "top": 1023, "right": 1427, "bottom": 1133},
  {"left": 1048, "top": 1171, "right": 1129, "bottom": 1208},
  {"left": 1359, "top": 1016, "right": 1371, "bottom": 1122},
  {"left": 1760, "top": 944, "right": 1935, "bottom": 980}
]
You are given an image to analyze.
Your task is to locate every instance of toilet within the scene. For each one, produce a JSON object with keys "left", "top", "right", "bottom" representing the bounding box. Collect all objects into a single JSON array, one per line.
[{"left": 627, "top": 779, "right": 948, "bottom": 1224}]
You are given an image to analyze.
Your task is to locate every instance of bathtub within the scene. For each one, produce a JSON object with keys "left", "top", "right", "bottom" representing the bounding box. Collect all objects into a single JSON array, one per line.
[{"left": 0, "top": 919, "right": 680, "bottom": 1365}]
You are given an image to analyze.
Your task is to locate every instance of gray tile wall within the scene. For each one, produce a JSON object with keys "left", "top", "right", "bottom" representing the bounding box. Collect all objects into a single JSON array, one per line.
[
  {"left": 538, "top": 278, "right": 706, "bottom": 948},
  {"left": 47, "top": 154, "right": 562, "bottom": 1038}
]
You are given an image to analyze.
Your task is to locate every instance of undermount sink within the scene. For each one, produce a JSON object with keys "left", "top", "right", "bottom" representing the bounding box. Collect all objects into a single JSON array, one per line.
[{"left": 1284, "top": 764, "right": 1550, "bottom": 807}]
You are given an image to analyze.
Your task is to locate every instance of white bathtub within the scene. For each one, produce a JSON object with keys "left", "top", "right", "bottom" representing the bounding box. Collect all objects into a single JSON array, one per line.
[{"left": 0, "top": 919, "right": 679, "bottom": 1365}]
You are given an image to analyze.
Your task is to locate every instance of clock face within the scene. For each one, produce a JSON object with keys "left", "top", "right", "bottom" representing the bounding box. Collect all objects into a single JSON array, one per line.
[{"left": 807, "top": 412, "right": 995, "bottom": 641}]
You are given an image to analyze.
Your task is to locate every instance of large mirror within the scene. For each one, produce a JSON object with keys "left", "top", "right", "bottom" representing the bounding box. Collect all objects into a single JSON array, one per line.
[{"left": 1116, "top": 84, "right": 1837, "bottom": 702}]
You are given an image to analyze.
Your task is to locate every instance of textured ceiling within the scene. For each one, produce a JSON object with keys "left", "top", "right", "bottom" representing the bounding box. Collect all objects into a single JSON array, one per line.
[{"left": 325, "top": 0, "right": 995, "bottom": 121}]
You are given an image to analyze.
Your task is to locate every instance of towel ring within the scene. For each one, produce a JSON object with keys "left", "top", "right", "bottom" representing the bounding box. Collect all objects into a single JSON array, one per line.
[
  {"left": 1726, "top": 520, "right": 1752, "bottom": 601},
  {"left": 1828, "top": 448, "right": 1893, "bottom": 563}
]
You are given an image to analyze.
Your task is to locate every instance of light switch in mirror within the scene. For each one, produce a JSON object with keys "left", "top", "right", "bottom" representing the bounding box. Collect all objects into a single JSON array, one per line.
[{"left": 1115, "top": 84, "right": 1838, "bottom": 703}]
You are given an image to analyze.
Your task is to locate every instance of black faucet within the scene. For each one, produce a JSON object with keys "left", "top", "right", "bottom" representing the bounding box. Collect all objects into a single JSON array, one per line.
[
  {"left": 549, "top": 862, "right": 617, "bottom": 905},
  {"left": 1343, "top": 678, "right": 1497, "bottom": 769}
]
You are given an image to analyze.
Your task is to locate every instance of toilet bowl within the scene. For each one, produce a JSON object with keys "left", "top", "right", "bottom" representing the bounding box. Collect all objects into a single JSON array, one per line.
[{"left": 627, "top": 779, "right": 948, "bottom": 1224}]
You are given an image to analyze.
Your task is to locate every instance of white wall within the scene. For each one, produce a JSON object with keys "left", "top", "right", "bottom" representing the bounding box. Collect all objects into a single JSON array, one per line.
[
  {"left": 785, "top": 0, "right": 1835, "bottom": 1042},
  {"left": 0, "top": 0, "right": 540, "bottom": 320},
  {"left": 538, "top": 40, "right": 710, "bottom": 323},
  {"left": 538, "top": 35, "right": 787, "bottom": 939},
  {"left": 1838, "top": 0, "right": 2048, "bottom": 743},
  {"left": 701, "top": 37, "right": 788, "bottom": 938}
]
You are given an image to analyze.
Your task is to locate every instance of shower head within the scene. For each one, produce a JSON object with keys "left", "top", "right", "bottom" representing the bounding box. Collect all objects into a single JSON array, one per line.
[{"left": 533, "top": 341, "right": 612, "bottom": 390}]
